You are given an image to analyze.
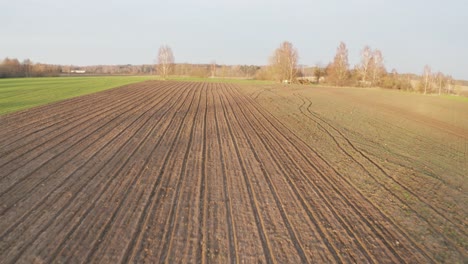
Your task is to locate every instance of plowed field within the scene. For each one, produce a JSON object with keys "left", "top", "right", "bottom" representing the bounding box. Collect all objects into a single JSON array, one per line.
[{"left": 0, "top": 81, "right": 466, "bottom": 263}]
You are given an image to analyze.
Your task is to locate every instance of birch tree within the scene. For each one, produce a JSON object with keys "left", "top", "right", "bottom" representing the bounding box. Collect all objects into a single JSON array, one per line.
[
  {"left": 446, "top": 75, "right": 455, "bottom": 94},
  {"left": 370, "top": 49, "right": 385, "bottom": 86},
  {"left": 435, "top": 71, "right": 448, "bottom": 95},
  {"left": 423, "top": 65, "right": 432, "bottom": 94},
  {"left": 157, "top": 45, "right": 174, "bottom": 79},
  {"left": 269, "top": 41, "right": 299, "bottom": 83},
  {"left": 328, "top": 41, "right": 349, "bottom": 86},
  {"left": 357, "top": 45, "right": 373, "bottom": 85}
]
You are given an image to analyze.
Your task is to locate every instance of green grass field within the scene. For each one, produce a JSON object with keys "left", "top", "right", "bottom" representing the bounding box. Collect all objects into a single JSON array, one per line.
[
  {"left": 0, "top": 76, "right": 273, "bottom": 115},
  {"left": 0, "top": 76, "right": 162, "bottom": 115}
]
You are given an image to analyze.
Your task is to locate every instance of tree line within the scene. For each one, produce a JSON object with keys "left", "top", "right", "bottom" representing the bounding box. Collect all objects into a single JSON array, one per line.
[
  {"left": 0, "top": 57, "right": 259, "bottom": 79},
  {"left": 156, "top": 46, "right": 260, "bottom": 79},
  {"left": 1, "top": 42, "right": 460, "bottom": 96},
  {"left": 252, "top": 41, "right": 457, "bottom": 95},
  {"left": 0, "top": 58, "right": 61, "bottom": 78},
  {"left": 155, "top": 42, "right": 458, "bottom": 95}
]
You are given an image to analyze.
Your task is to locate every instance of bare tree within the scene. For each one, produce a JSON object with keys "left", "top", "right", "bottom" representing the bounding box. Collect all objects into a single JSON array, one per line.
[
  {"left": 446, "top": 75, "right": 455, "bottom": 94},
  {"left": 357, "top": 46, "right": 373, "bottom": 86},
  {"left": 370, "top": 49, "right": 385, "bottom": 86},
  {"left": 434, "top": 71, "right": 447, "bottom": 95},
  {"left": 157, "top": 45, "right": 174, "bottom": 79},
  {"left": 327, "top": 41, "right": 349, "bottom": 86},
  {"left": 423, "top": 65, "right": 432, "bottom": 94},
  {"left": 269, "top": 41, "right": 299, "bottom": 83}
]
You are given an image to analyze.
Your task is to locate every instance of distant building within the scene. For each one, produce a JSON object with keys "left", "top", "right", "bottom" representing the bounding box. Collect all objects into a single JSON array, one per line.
[{"left": 70, "top": 70, "right": 86, "bottom": 74}]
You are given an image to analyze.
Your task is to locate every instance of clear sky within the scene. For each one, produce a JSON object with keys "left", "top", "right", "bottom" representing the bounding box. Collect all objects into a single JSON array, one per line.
[{"left": 1, "top": 0, "right": 467, "bottom": 79}]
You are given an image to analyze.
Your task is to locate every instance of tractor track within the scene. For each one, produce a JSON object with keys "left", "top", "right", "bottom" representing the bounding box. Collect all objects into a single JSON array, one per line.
[
  {"left": 295, "top": 93, "right": 467, "bottom": 250},
  {"left": 240, "top": 86, "right": 437, "bottom": 262}
]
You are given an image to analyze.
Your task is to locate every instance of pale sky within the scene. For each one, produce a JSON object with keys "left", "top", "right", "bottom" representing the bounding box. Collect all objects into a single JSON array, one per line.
[{"left": 1, "top": 0, "right": 467, "bottom": 79}]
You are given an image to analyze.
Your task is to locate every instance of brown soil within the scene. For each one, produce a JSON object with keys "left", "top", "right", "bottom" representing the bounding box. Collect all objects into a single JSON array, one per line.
[{"left": 0, "top": 81, "right": 466, "bottom": 263}]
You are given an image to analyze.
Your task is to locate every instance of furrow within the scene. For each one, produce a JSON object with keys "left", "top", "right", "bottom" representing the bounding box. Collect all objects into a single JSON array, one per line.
[
  {"left": 296, "top": 94, "right": 466, "bottom": 254},
  {"left": 120, "top": 83, "right": 200, "bottom": 263},
  {"left": 0, "top": 81, "right": 157, "bottom": 136},
  {"left": 216, "top": 85, "right": 276, "bottom": 264},
  {"left": 301, "top": 94, "right": 466, "bottom": 236},
  {"left": 247, "top": 87, "right": 428, "bottom": 261},
  {"left": 0, "top": 84, "right": 175, "bottom": 216},
  {"left": 212, "top": 84, "right": 238, "bottom": 263},
  {"left": 193, "top": 85, "right": 209, "bottom": 264},
  {"left": 240, "top": 86, "right": 436, "bottom": 263},
  {"left": 80, "top": 82, "right": 194, "bottom": 264},
  {"left": 221, "top": 85, "right": 310, "bottom": 263},
  {"left": 0, "top": 82, "right": 159, "bottom": 164},
  {"left": 44, "top": 82, "right": 192, "bottom": 263},
  {"left": 1, "top": 82, "right": 180, "bottom": 263},
  {"left": 75, "top": 83, "right": 194, "bottom": 263},
  {"left": 158, "top": 83, "right": 204, "bottom": 263},
  {"left": 0, "top": 83, "right": 159, "bottom": 183},
  {"left": 178, "top": 83, "right": 209, "bottom": 263},
  {"left": 232, "top": 87, "right": 384, "bottom": 262},
  {"left": 51, "top": 81, "right": 194, "bottom": 262},
  {"left": 0, "top": 82, "right": 146, "bottom": 148}
]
